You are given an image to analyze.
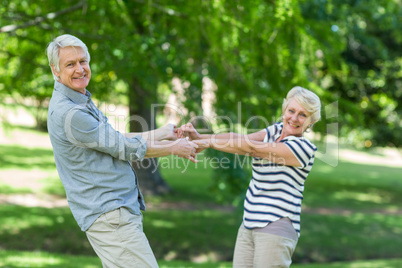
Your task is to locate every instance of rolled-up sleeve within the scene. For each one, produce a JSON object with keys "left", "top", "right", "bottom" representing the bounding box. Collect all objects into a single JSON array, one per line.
[
  {"left": 63, "top": 106, "right": 147, "bottom": 161},
  {"left": 126, "top": 135, "right": 147, "bottom": 161}
]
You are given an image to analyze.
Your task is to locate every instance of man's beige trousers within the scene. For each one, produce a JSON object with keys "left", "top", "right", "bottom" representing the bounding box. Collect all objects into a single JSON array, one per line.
[{"left": 86, "top": 207, "right": 158, "bottom": 268}]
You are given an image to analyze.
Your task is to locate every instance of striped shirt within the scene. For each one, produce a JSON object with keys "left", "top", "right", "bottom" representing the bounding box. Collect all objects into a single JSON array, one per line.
[{"left": 243, "top": 122, "right": 317, "bottom": 237}]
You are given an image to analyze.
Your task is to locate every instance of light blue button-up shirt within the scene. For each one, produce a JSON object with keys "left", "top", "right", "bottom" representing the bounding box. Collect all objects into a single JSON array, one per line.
[{"left": 47, "top": 81, "right": 147, "bottom": 231}]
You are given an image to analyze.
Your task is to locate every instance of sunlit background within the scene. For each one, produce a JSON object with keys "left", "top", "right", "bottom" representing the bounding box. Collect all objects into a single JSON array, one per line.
[{"left": 1, "top": 0, "right": 401, "bottom": 267}]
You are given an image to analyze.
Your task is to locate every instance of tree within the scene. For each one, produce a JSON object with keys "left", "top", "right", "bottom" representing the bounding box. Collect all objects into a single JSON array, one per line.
[
  {"left": 0, "top": 0, "right": 208, "bottom": 194},
  {"left": 300, "top": 0, "right": 402, "bottom": 147},
  {"left": 1, "top": 0, "right": 400, "bottom": 199}
]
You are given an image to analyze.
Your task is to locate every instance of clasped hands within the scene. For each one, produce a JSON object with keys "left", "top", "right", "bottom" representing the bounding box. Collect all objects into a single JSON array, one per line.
[{"left": 161, "top": 123, "right": 208, "bottom": 163}]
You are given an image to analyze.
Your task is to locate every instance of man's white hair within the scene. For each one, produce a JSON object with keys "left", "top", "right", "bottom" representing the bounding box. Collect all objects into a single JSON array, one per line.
[{"left": 46, "top": 34, "right": 90, "bottom": 81}]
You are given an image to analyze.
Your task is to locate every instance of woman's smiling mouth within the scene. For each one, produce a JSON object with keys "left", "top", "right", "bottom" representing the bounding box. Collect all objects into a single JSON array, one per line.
[{"left": 288, "top": 122, "right": 299, "bottom": 128}]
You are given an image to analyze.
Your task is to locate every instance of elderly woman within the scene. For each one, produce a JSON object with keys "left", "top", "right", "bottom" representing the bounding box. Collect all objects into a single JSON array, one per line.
[{"left": 179, "top": 86, "right": 321, "bottom": 268}]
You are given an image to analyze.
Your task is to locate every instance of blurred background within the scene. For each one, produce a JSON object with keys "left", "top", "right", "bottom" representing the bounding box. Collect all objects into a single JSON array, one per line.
[{"left": 0, "top": 0, "right": 401, "bottom": 267}]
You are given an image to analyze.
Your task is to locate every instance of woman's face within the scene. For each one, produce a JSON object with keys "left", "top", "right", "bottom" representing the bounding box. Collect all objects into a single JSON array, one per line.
[{"left": 282, "top": 98, "right": 312, "bottom": 137}]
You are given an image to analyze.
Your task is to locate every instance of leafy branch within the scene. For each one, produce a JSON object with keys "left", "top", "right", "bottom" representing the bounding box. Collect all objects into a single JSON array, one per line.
[{"left": 0, "top": 1, "right": 87, "bottom": 33}]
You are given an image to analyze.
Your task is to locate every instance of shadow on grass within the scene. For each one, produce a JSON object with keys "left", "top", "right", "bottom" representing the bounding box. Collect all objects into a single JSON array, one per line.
[
  {"left": 1, "top": 122, "right": 48, "bottom": 133},
  {"left": 158, "top": 155, "right": 216, "bottom": 203},
  {"left": 0, "top": 250, "right": 101, "bottom": 268},
  {"left": 0, "top": 203, "right": 241, "bottom": 263},
  {"left": 0, "top": 144, "right": 55, "bottom": 170},
  {"left": 3, "top": 202, "right": 401, "bottom": 264},
  {"left": 294, "top": 213, "right": 402, "bottom": 263},
  {"left": 144, "top": 209, "right": 241, "bottom": 262},
  {"left": 1, "top": 142, "right": 402, "bottom": 265},
  {"left": 0, "top": 205, "right": 94, "bottom": 256},
  {"left": 0, "top": 184, "right": 32, "bottom": 194},
  {"left": 303, "top": 160, "right": 402, "bottom": 211}
]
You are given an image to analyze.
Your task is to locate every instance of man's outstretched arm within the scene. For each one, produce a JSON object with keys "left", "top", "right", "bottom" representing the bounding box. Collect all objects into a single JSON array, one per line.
[{"left": 125, "top": 123, "right": 177, "bottom": 141}]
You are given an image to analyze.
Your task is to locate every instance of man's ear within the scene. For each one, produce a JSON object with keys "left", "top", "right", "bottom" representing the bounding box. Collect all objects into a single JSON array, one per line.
[{"left": 51, "top": 65, "right": 59, "bottom": 77}]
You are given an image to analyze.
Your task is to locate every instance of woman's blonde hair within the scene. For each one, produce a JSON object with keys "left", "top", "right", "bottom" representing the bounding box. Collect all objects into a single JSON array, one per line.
[{"left": 282, "top": 86, "right": 321, "bottom": 125}]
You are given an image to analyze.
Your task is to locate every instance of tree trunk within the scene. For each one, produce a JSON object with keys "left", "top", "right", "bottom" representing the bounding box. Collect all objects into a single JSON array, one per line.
[{"left": 128, "top": 77, "right": 171, "bottom": 195}]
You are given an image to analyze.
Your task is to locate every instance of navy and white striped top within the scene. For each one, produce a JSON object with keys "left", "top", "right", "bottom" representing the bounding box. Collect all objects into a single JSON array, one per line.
[{"left": 243, "top": 122, "right": 317, "bottom": 237}]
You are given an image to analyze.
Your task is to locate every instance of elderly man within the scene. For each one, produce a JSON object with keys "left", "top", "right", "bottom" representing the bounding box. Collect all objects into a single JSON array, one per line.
[{"left": 46, "top": 34, "right": 203, "bottom": 267}]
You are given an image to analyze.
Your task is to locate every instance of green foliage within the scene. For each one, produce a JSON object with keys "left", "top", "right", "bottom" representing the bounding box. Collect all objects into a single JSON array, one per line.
[
  {"left": 1, "top": 0, "right": 400, "bottom": 143},
  {"left": 0, "top": 0, "right": 400, "bottom": 201},
  {"left": 300, "top": 0, "right": 402, "bottom": 146},
  {"left": 158, "top": 152, "right": 250, "bottom": 205},
  {"left": 204, "top": 149, "right": 250, "bottom": 205}
]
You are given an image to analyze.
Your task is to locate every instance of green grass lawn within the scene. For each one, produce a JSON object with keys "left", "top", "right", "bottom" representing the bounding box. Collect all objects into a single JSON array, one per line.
[
  {"left": 1, "top": 251, "right": 402, "bottom": 267},
  {"left": 0, "top": 125, "right": 401, "bottom": 267}
]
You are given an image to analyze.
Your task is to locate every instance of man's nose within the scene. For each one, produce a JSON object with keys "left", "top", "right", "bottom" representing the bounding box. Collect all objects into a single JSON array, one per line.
[{"left": 75, "top": 63, "right": 84, "bottom": 72}]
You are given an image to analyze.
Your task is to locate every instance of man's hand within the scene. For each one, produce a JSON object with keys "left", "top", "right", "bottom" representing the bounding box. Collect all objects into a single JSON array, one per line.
[
  {"left": 144, "top": 135, "right": 209, "bottom": 162},
  {"left": 172, "top": 138, "right": 200, "bottom": 163},
  {"left": 160, "top": 123, "right": 177, "bottom": 141}
]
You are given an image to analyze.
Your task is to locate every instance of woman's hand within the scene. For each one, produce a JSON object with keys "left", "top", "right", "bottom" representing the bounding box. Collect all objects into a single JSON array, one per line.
[
  {"left": 193, "top": 139, "right": 210, "bottom": 154},
  {"left": 176, "top": 123, "right": 201, "bottom": 140}
]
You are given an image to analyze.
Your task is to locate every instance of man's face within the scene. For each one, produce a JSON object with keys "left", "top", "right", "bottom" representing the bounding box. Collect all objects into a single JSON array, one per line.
[{"left": 52, "top": 46, "right": 91, "bottom": 94}]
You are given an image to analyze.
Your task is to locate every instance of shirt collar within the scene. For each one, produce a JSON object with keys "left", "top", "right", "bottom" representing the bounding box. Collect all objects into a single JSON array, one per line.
[
  {"left": 54, "top": 81, "right": 91, "bottom": 105},
  {"left": 276, "top": 122, "right": 304, "bottom": 142}
]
